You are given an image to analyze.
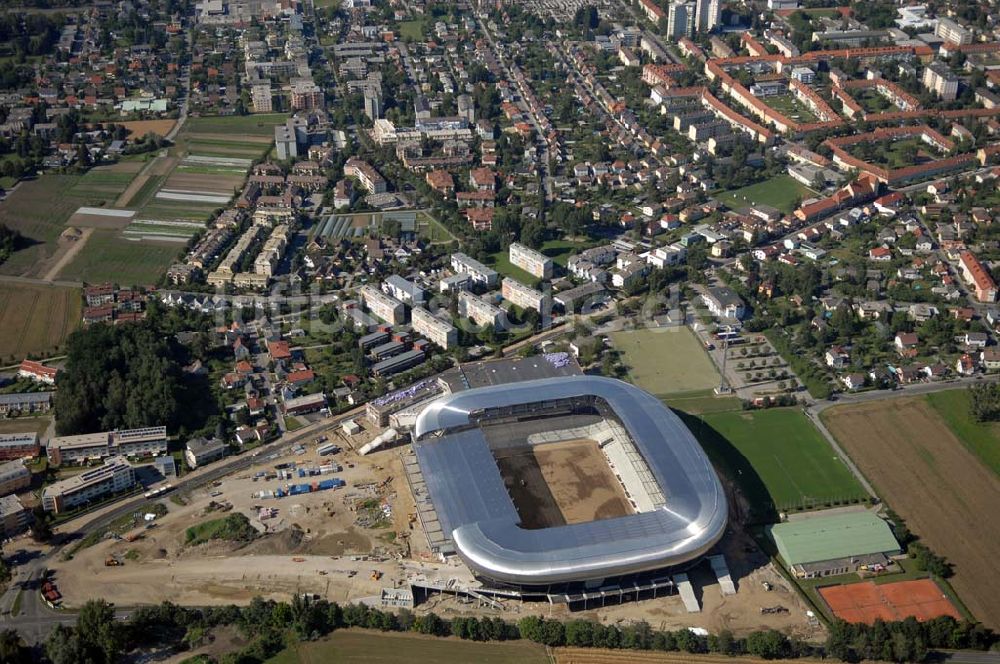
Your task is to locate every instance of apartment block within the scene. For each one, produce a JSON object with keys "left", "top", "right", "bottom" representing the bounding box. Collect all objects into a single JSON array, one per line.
[
  {"left": 502, "top": 277, "right": 550, "bottom": 313},
  {"left": 959, "top": 251, "right": 997, "bottom": 303},
  {"left": 0, "top": 494, "right": 29, "bottom": 537},
  {"left": 47, "top": 426, "right": 167, "bottom": 466},
  {"left": 344, "top": 158, "right": 387, "bottom": 194},
  {"left": 41, "top": 456, "right": 136, "bottom": 514},
  {"left": 359, "top": 284, "right": 406, "bottom": 325},
  {"left": 383, "top": 274, "right": 425, "bottom": 306},
  {"left": 922, "top": 62, "right": 959, "bottom": 101},
  {"left": 935, "top": 17, "right": 972, "bottom": 45},
  {"left": 458, "top": 291, "right": 505, "bottom": 330},
  {"left": 290, "top": 80, "right": 324, "bottom": 110},
  {"left": 450, "top": 253, "right": 499, "bottom": 287},
  {"left": 411, "top": 307, "right": 457, "bottom": 349},
  {"left": 0, "top": 459, "right": 30, "bottom": 496},
  {"left": 0, "top": 432, "right": 40, "bottom": 461},
  {"left": 509, "top": 242, "right": 554, "bottom": 279}
]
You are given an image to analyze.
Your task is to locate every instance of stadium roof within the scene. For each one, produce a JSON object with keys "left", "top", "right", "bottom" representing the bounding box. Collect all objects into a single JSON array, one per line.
[
  {"left": 768, "top": 512, "right": 901, "bottom": 567},
  {"left": 412, "top": 375, "right": 727, "bottom": 586}
]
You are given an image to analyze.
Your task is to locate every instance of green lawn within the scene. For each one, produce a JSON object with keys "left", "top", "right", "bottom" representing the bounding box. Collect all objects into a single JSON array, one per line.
[
  {"left": 539, "top": 238, "right": 591, "bottom": 267},
  {"left": 717, "top": 175, "right": 816, "bottom": 214},
  {"left": 398, "top": 19, "right": 427, "bottom": 41},
  {"left": 762, "top": 93, "right": 819, "bottom": 123},
  {"left": 925, "top": 389, "right": 1000, "bottom": 477},
  {"left": 610, "top": 327, "right": 720, "bottom": 396},
  {"left": 185, "top": 113, "right": 290, "bottom": 136},
  {"left": 691, "top": 408, "right": 867, "bottom": 518},
  {"left": 268, "top": 630, "right": 549, "bottom": 664},
  {"left": 486, "top": 250, "right": 542, "bottom": 288},
  {"left": 58, "top": 230, "right": 181, "bottom": 286}
]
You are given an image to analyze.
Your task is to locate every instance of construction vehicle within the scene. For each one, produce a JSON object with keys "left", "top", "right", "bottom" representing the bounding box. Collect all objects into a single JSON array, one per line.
[
  {"left": 104, "top": 557, "right": 122, "bottom": 567},
  {"left": 370, "top": 570, "right": 382, "bottom": 581}
]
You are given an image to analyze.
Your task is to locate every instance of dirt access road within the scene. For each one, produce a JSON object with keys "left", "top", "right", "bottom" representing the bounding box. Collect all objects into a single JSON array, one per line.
[{"left": 823, "top": 397, "right": 1000, "bottom": 629}]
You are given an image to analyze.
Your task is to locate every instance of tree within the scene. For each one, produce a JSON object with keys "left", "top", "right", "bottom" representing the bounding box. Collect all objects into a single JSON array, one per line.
[
  {"left": 45, "top": 625, "right": 83, "bottom": 664},
  {"left": 0, "top": 629, "right": 30, "bottom": 664},
  {"left": 746, "top": 629, "right": 789, "bottom": 659},
  {"left": 77, "top": 599, "right": 126, "bottom": 663}
]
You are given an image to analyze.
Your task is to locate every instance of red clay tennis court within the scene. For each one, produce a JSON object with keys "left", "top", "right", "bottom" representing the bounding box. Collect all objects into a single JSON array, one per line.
[{"left": 819, "top": 579, "right": 961, "bottom": 624}]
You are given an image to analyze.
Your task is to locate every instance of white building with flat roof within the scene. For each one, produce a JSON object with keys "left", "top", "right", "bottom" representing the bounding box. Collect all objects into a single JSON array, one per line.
[
  {"left": 509, "top": 243, "right": 554, "bottom": 279},
  {"left": 450, "top": 253, "right": 498, "bottom": 287},
  {"left": 412, "top": 307, "right": 458, "bottom": 349},
  {"left": 458, "top": 291, "right": 505, "bottom": 330},
  {"left": 41, "top": 456, "right": 135, "bottom": 514},
  {"left": 47, "top": 426, "right": 167, "bottom": 465},
  {"left": 502, "top": 277, "right": 550, "bottom": 313},
  {"left": 0, "top": 459, "right": 30, "bottom": 496},
  {"left": 0, "top": 494, "right": 29, "bottom": 537},
  {"left": 383, "top": 274, "right": 425, "bottom": 306},
  {"left": 359, "top": 285, "right": 406, "bottom": 325}
]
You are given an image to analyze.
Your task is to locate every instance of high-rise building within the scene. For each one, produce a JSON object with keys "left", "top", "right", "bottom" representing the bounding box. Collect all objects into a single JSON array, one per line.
[
  {"left": 290, "top": 80, "right": 324, "bottom": 111},
  {"left": 695, "top": 0, "right": 721, "bottom": 32},
  {"left": 251, "top": 83, "right": 273, "bottom": 113},
  {"left": 935, "top": 17, "right": 972, "bottom": 45},
  {"left": 922, "top": 61, "right": 959, "bottom": 101},
  {"left": 667, "top": 2, "right": 693, "bottom": 40},
  {"left": 363, "top": 86, "right": 382, "bottom": 120}
]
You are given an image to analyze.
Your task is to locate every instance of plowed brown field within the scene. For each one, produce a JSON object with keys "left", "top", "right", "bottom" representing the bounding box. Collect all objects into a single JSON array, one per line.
[
  {"left": 555, "top": 649, "right": 831, "bottom": 664},
  {"left": 822, "top": 397, "right": 1000, "bottom": 629}
]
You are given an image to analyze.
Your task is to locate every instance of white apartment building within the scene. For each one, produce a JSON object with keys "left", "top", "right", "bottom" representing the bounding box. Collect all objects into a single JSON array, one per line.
[
  {"left": 383, "top": 274, "right": 425, "bottom": 306},
  {"left": 0, "top": 459, "right": 30, "bottom": 496},
  {"left": 458, "top": 291, "right": 505, "bottom": 330},
  {"left": 359, "top": 285, "right": 406, "bottom": 325},
  {"left": 47, "top": 426, "right": 167, "bottom": 465},
  {"left": 667, "top": 2, "right": 692, "bottom": 40},
  {"left": 935, "top": 17, "right": 972, "bottom": 45},
  {"left": 509, "top": 242, "right": 554, "bottom": 279},
  {"left": 695, "top": 0, "right": 721, "bottom": 32},
  {"left": 0, "top": 494, "right": 29, "bottom": 537},
  {"left": 254, "top": 224, "right": 290, "bottom": 277},
  {"left": 411, "top": 307, "right": 458, "bottom": 349},
  {"left": 502, "top": 277, "right": 550, "bottom": 313},
  {"left": 42, "top": 456, "right": 135, "bottom": 514},
  {"left": 923, "top": 62, "right": 959, "bottom": 101},
  {"left": 450, "top": 253, "right": 499, "bottom": 287},
  {"left": 344, "top": 158, "right": 387, "bottom": 194}
]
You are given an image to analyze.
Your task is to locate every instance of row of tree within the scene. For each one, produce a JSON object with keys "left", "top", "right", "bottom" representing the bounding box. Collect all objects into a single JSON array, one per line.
[{"left": 4, "top": 595, "right": 990, "bottom": 664}]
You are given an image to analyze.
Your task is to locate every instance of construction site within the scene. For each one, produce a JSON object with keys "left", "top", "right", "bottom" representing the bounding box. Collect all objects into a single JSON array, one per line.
[{"left": 45, "top": 357, "right": 825, "bottom": 640}]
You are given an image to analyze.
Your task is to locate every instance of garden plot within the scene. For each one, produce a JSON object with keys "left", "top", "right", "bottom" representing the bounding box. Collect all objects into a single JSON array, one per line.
[
  {"left": 66, "top": 206, "right": 136, "bottom": 230},
  {"left": 154, "top": 190, "right": 232, "bottom": 205}
]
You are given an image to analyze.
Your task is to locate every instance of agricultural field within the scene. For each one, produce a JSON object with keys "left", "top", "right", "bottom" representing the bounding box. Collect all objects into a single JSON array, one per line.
[
  {"left": 269, "top": 630, "right": 549, "bottom": 664},
  {"left": 185, "top": 113, "right": 289, "bottom": 136},
  {"left": 716, "top": 175, "right": 816, "bottom": 214},
  {"left": 690, "top": 407, "right": 867, "bottom": 517},
  {"left": 609, "top": 327, "right": 720, "bottom": 396},
  {"left": 553, "top": 649, "right": 828, "bottom": 664},
  {"left": 925, "top": 389, "right": 1000, "bottom": 477},
  {"left": 822, "top": 397, "right": 1000, "bottom": 629},
  {"left": 67, "top": 162, "right": 143, "bottom": 200},
  {"left": 0, "top": 283, "right": 80, "bottom": 360},
  {"left": 0, "top": 174, "right": 123, "bottom": 277},
  {"left": 56, "top": 230, "right": 182, "bottom": 286}
]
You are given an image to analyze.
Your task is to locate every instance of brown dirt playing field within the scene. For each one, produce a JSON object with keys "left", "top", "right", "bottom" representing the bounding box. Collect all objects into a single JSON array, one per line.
[
  {"left": 819, "top": 579, "right": 960, "bottom": 624},
  {"left": 823, "top": 398, "right": 1000, "bottom": 629},
  {"left": 494, "top": 439, "right": 633, "bottom": 529}
]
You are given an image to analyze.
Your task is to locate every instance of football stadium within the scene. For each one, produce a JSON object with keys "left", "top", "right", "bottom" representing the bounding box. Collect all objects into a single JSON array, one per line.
[{"left": 410, "top": 375, "right": 728, "bottom": 591}]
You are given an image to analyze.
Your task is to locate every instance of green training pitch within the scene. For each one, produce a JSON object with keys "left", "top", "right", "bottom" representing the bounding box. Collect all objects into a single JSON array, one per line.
[
  {"left": 695, "top": 408, "right": 867, "bottom": 515},
  {"left": 717, "top": 175, "right": 816, "bottom": 214},
  {"left": 610, "top": 327, "right": 720, "bottom": 396}
]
